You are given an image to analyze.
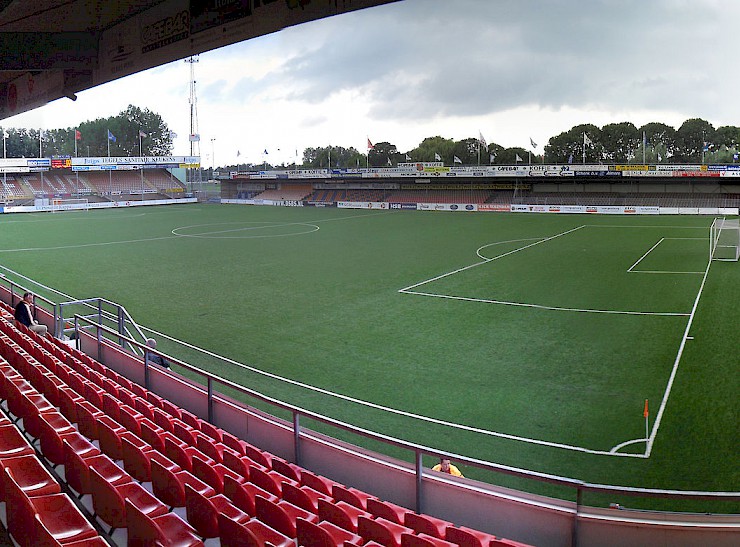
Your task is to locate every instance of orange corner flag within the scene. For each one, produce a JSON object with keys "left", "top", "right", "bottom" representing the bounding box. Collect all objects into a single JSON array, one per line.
[{"left": 643, "top": 399, "right": 649, "bottom": 419}]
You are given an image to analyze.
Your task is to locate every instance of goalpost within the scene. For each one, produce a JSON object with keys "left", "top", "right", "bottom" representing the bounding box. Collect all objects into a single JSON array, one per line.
[
  {"left": 710, "top": 218, "right": 739, "bottom": 262},
  {"left": 51, "top": 198, "right": 90, "bottom": 212}
]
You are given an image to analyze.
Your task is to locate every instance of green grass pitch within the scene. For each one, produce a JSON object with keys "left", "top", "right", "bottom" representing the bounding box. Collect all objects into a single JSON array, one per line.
[{"left": 0, "top": 204, "right": 737, "bottom": 510}]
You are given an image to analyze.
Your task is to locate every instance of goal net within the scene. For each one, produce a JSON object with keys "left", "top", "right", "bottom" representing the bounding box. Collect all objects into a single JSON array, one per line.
[
  {"left": 51, "top": 198, "right": 89, "bottom": 212},
  {"left": 710, "top": 218, "right": 739, "bottom": 262}
]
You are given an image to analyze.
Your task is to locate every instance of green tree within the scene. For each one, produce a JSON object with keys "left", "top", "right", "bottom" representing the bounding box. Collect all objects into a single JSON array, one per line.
[
  {"left": 601, "top": 122, "right": 639, "bottom": 163},
  {"left": 368, "top": 142, "right": 398, "bottom": 167},
  {"left": 410, "top": 136, "right": 455, "bottom": 163},
  {"left": 674, "top": 118, "right": 715, "bottom": 162},
  {"left": 638, "top": 122, "right": 677, "bottom": 163},
  {"left": 544, "top": 124, "right": 601, "bottom": 164}
]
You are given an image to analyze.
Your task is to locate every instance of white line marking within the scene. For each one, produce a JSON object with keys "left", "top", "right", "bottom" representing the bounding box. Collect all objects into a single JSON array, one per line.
[
  {"left": 135, "top": 323, "right": 651, "bottom": 458},
  {"left": 400, "top": 290, "right": 688, "bottom": 316},
  {"left": 628, "top": 238, "right": 664, "bottom": 272},
  {"left": 399, "top": 225, "right": 586, "bottom": 293},
  {"left": 401, "top": 225, "right": 688, "bottom": 316},
  {"left": 645, "top": 255, "right": 713, "bottom": 457},
  {"left": 610, "top": 438, "right": 648, "bottom": 454}
]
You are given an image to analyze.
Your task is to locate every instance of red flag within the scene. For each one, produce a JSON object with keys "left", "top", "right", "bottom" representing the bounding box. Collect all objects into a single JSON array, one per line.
[
  {"left": 75, "top": 130, "right": 81, "bottom": 140},
  {"left": 367, "top": 138, "right": 374, "bottom": 150},
  {"left": 643, "top": 399, "right": 649, "bottom": 419}
]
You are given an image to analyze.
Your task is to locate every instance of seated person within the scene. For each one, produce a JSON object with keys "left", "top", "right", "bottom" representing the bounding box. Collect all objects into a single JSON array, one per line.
[
  {"left": 145, "top": 338, "right": 170, "bottom": 369},
  {"left": 432, "top": 458, "right": 464, "bottom": 477},
  {"left": 14, "top": 292, "right": 48, "bottom": 336}
]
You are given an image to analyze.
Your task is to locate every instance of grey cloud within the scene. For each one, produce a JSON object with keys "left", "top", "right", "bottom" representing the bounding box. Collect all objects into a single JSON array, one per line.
[{"left": 211, "top": 0, "right": 739, "bottom": 124}]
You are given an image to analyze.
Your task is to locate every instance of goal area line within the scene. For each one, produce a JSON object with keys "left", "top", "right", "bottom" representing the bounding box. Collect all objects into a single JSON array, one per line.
[{"left": 397, "top": 223, "right": 713, "bottom": 457}]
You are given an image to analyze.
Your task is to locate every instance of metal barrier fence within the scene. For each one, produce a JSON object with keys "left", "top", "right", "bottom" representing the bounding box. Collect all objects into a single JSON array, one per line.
[{"left": 75, "top": 314, "right": 740, "bottom": 528}]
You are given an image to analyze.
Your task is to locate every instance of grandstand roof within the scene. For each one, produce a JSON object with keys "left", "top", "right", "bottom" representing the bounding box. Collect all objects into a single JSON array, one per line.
[{"left": 0, "top": 0, "right": 397, "bottom": 121}]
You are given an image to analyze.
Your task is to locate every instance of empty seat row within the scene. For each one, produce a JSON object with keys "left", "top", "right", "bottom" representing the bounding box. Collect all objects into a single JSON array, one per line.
[{"left": 0, "top": 301, "right": 533, "bottom": 547}]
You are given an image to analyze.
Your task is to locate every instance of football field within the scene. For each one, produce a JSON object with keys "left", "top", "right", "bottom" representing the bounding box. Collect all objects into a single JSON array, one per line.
[{"left": 0, "top": 204, "right": 736, "bottom": 508}]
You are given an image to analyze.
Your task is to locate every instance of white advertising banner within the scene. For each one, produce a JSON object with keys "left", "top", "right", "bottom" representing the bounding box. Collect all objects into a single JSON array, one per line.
[{"left": 417, "top": 203, "right": 478, "bottom": 212}]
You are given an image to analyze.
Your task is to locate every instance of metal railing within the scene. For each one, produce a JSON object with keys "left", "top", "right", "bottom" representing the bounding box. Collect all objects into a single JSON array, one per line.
[
  {"left": 56, "top": 297, "right": 147, "bottom": 355},
  {"left": 75, "top": 315, "right": 740, "bottom": 523}
]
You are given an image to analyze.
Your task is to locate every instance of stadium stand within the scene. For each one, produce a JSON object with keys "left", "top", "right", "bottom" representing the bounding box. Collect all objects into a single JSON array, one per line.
[
  {"left": 255, "top": 184, "right": 314, "bottom": 201},
  {"left": 384, "top": 190, "right": 492, "bottom": 204},
  {"left": 0, "top": 175, "right": 31, "bottom": 199},
  {"left": 0, "top": 299, "right": 535, "bottom": 547}
]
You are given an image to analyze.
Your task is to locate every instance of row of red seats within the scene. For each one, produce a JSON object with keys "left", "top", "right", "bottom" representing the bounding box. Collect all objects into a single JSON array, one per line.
[
  {"left": 0, "top": 328, "right": 205, "bottom": 546},
  {"left": 0, "top": 306, "right": 532, "bottom": 547},
  {"left": 0, "top": 355, "right": 117, "bottom": 546}
]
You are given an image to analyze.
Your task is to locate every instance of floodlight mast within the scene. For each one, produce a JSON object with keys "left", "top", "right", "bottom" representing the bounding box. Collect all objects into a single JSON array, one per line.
[{"left": 185, "top": 56, "right": 201, "bottom": 193}]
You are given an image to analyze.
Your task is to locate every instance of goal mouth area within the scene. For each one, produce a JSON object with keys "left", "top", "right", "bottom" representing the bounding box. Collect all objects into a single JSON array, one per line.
[{"left": 710, "top": 218, "right": 740, "bottom": 262}]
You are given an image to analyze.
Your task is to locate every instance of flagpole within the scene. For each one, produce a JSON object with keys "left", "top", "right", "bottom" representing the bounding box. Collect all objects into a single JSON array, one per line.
[
  {"left": 642, "top": 131, "right": 646, "bottom": 165},
  {"left": 39, "top": 129, "right": 45, "bottom": 200},
  {"left": 643, "top": 399, "right": 649, "bottom": 441},
  {"left": 582, "top": 132, "right": 586, "bottom": 164}
]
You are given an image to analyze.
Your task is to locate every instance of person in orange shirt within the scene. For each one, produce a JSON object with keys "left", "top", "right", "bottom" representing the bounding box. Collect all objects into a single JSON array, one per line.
[{"left": 432, "top": 458, "right": 463, "bottom": 477}]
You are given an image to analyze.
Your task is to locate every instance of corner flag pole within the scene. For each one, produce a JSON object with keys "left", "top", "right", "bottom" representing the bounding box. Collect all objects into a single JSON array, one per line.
[{"left": 643, "top": 399, "right": 649, "bottom": 440}]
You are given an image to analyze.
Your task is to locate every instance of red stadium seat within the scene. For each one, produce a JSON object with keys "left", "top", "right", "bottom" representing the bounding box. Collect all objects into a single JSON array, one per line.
[
  {"left": 199, "top": 420, "right": 222, "bottom": 442},
  {"left": 185, "top": 483, "right": 250, "bottom": 538},
  {"left": 196, "top": 432, "right": 226, "bottom": 463},
  {"left": 282, "top": 481, "right": 329, "bottom": 514},
  {"left": 134, "top": 396, "right": 156, "bottom": 421},
  {"left": 318, "top": 497, "right": 371, "bottom": 533},
  {"left": 89, "top": 467, "right": 168, "bottom": 534},
  {"left": 222, "top": 473, "right": 277, "bottom": 516},
  {"left": 0, "top": 454, "right": 59, "bottom": 502},
  {"left": 101, "top": 391, "right": 122, "bottom": 422},
  {"left": 296, "top": 517, "right": 363, "bottom": 547},
  {"left": 172, "top": 418, "right": 198, "bottom": 446},
  {"left": 255, "top": 494, "right": 299, "bottom": 538},
  {"left": 160, "top": 398, "right": 182, "bottom": 420},
  {"left": 218, "top": 514, "right": 294, "bottom": 547},
  {"left": 39, "top": 425, "right": 97, "bottom": 468},
  {"left": 0, "top": 424, "right": 35, "bottom": 460},
  {"left": 63, "top": 443, "right": 127, "bottom": 499},
  {"left": 300, "top": 468, "right": 341, "bottom": 496},
  {"left": 152, "top": 406, "right": 176, "bottom": 433},
  {"left": 333, "top": 483, "right": 378, "bottom": 510},
  {"left": 367, "top": 498, "right": 412, "bottom": 525},
  {"left": 5, "top": 470, "right": 98, "bottom": 547},
  {"left": 151, "top": 458, "right": 216, "bottom": 509},
  {"left": 125, "top": 499, "right": 204, "bottom": 547},
  {"left": 249, "top": 463, "right": 297, "bottom": 497},
  {"left": 358, "top": 515, "right": 414, "bottom": 547},
  {"left": 401, "top": 533, "right": 457, "bottom": 547},
  {"left": 271, "top": 455, "right": 302, "bottom": 482},
  {"left": 121, "top": 436, "right": 179, "bottom": 483},
  {"left": 75, "top": 400, "right": 105, "bottom": 440},
  {"left": 405, "top": 512, "right": 453, "bottom": 539},
  {"left": 445, "top": 525, "right": 498, "bottom": 547},
  {"left": 192, "top": 453, "right": 243, "bottom": 494},
  {"left": 119, "top": 404, "right": 144, "bottom": 436},
  {"left": 164, "top": 435, "right": 203, "bottom": 472}
]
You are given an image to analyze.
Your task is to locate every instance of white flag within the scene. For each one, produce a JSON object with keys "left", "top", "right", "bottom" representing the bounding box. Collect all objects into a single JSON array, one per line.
[
  {"left": 405, "top": 154, "right": 411, "bottom": 161},
  {"left": 515, "top": 154, "right": 523, "bottom": 162},
  {"left": 453, "top": 155, "right": 462, "bottom": 164},
  {"left": 530, "top": 137, "right": 537, "bottom": 149},
  {"left": 387, "top": 157, "right": 392, "bottom": 166},
  {"left": 583, "top": 133, "right": 593, "bottom": 146},
  {"left": 434, "top": 153, "right": 441, "bottom": 161},
  {"left": 479, "top": 131, "right": 487, "bottom": 146},
  {"left": 489, "top": 153, "right": 496, "bottom": 163}
]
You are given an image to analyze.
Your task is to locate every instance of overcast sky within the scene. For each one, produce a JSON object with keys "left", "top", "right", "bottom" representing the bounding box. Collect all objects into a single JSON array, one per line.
[{"left": 5, "top": 0, "right": 739, "bottom": 168}]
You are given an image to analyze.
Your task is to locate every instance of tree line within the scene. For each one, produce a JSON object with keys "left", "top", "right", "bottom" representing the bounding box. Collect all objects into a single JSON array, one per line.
[
  {"left": 0, "top": 106, "right": 172, "bottom": 159},
  {"left": 1, "top": 106, "right": 738, "bottom": 170}
]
